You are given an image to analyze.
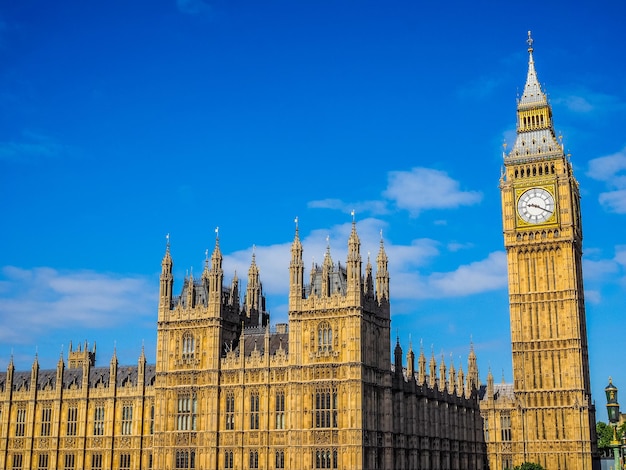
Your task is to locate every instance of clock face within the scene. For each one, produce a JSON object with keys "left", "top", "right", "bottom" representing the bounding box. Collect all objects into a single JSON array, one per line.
[{"left": 517, "top": 187, "right": 555, "bottom": 224}]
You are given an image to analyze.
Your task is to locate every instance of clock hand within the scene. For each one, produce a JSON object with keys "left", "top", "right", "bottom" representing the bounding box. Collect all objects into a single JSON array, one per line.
[{"left": 528, "top": 203, "right": 553, "bottom": 214}]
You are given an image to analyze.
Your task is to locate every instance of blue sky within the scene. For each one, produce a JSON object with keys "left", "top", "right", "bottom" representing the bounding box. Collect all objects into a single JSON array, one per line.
[{"left": 1, "top": 1, "right": 625, "bottom": 419}]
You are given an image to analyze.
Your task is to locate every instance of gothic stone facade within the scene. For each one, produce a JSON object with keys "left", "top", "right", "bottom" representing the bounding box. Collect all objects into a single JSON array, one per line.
[{"left": 0, "top": 223, "right": 487, "bottom": 470}]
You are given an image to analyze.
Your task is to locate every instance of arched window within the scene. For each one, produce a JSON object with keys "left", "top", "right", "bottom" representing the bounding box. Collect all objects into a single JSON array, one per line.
[
  {"left": 182, "top": 332, "right": 195, "bottom": 359},
  {"left": 318, "top": 322, "right": 333, "bottom": 351}
]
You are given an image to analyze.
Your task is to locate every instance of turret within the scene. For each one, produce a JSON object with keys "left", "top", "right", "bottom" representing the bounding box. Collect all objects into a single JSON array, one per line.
[
  {"left": 457, "top": 362, "right": 465, "bottom": 397},
  {"left": 486, "top": 368, "right": 494, "bottom": 400},
  {"left": 208, "top": 228, "right": 224, "bottom": 317},
  {"left": 439, "top": 354, "right": 447, "bottom": 392},
  {"left": 245, "top": 249, "right": 262, "bottom": 321},
  {"left": 289, "top": 217, "right": 305, "bottom": 305},
  {"left": 376, "top": 231, "right": 389, "bottom": 303},
  {"left": 364, "top": 253, "right": 374, "bottom": 298},
  {"left": 466, "top": 341, "right": 479, "bottom": 395},
  {"left": 394, "top": 337, "right": 403, "bottom": 377},
  {"left": 160, "top": 234, "right": 174, "bottom": 309},
  {"left": 30, "top": 353, "right": 39, "bottom": 392},
  {"left": 429, "top": 349, "right": 437, "bottom": 389},
  {"left": 109, "top": 347, "right": 118, "bottom": 388},
  {"left": 346, "top": 212, "right": 362, "bottom": 299},
  {"left": 406, "top": 340, "right": 415, "bottom": 379},
  {"left": 418, "top": 342, "right": 427, "bottom": 385},
  {"left": 321, "top": 238, "right": 333, "bottom": 297},
  {"left": 448, "top": 355, "right": 456, "bottom": 394}
]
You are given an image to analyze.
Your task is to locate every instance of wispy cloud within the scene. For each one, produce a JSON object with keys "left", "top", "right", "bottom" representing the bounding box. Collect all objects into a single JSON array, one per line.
[
  {"left": 383, "top": 167, "right": 483, "bottom": 217},
  {"left": 587, "top": 147, "right": 626, "bottom": 213},
  {"left": 177, "top": 0, "right": 212, "bottom": 15},
  {"left": 0, "top": 267, "right": 156, "bottom": 344},
  {"left": 307, "top": 198, "right": 388, "bottom": 215},
  {"left": 0, "top": 130, "right": 73, "bottom": 162},
  {"left": 553, "top": 88, "right": 625, "bottom": 115}
]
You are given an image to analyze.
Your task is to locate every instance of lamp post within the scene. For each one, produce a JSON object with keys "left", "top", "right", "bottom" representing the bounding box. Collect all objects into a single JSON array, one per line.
[{"left": 605, "top": 377, "right": 621, "bottom": 470}]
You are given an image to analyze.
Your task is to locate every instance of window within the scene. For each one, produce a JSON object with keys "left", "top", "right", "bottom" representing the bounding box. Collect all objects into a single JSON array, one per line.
[
  {"left": 318, "top": 322, "right": 333, "bottom": 351},
  {"left": 250, "top": 392, "right": 259, "bottom": 430},
  {"left": 121, "top": 405, "right": 133, "bottom": 435},
  {"left": 91, "top": 453, "right": 103, "bottom": 470},
  {"left": 67, "top": 407, "right": 78, "bottom": 436},
  {"left": 119, "top": 454, "right": 131, "bottom": 470},
  {"left": 150, "top": 405, "right": 154, "bottom": 434},
  {"left": 315, "top": 449, "right": 337, "bottom": 469},
  {"left": 225, "top": 392, "right": 235, "bottom": 430},
  {"left": 93, "top": 406, "right": 105, "bottom": 436},
  {"left": 37, "top": 453, "right": 49, "bottom": 470},
  {"left": 500, "top": 414, "right": 512, "bottom": 442},
  {"left": 276, "top": 450, "right": 285, "bottom": 469},
  {"left": 182, "top": 332, "right": 195, "bottom": 359},
  {"left": 249, "top": 450, "right": 258, "bottom": 469},
  {"left": 148, "top": 453, "right": 153, "bottom": 470},
  {"left": 12, "top": 453, "right": 23, "bottom": 470},
  {"left": 177, "top": 394, "right": 197, "bottom": 431},
  {"left": 175, "top": 450, "right": 195, "bottom": 469},
  {"left": 224, "top": 451, "right": 234, "bottom": 469},
  {"left": 484, "top": 418, "right": 489, "bottom": 442},
  {"left": 41, "top": 407, "right": 52, "bottom": 436},
  {"left": 315, "top": 389, "right": 337, "bottom": 428},
  {"left": 15, "top": 408, "right": 26, "bottom": 437},
  {"left": 64, "top": 453, "right": 75, "bottom": 470},
  {"left": 275, "top": 391, "right": 285, "bottom": 429}
]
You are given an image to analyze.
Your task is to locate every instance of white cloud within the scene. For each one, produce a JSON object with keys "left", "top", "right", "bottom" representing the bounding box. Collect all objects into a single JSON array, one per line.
[
  {"left": 383, "top": 167, "right": 483, "bottom": 216},
  {"left": 307, "top": 198, "right": 388, "bottom": 215},
  {"left": 553, "top": 89, "right": 625, "bottom": 115},
  {"left": 587, "top": 147, "right": 626, "bottom": 213},
  {"left": 0, "top": 267, "right": 156, "bottom": 344}
]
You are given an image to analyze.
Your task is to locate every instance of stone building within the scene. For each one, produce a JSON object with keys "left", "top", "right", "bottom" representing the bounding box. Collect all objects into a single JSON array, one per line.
[
  {"left": 0, "top": 222, "right": 487, "bottom": 470},
  {"left": 478, "top": 33, "right": 599, "bottom": 470}
]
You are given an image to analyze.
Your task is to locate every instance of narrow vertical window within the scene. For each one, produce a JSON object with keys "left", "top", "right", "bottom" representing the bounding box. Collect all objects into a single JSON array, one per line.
[
  {"left": 12, "top": 453, "right": 23, "bottom": 470},
  {"left": 225, "top": 392, "right": 235, "bottom": 430},
  {"left": 91, "top": 453, "right": 103, "bottom": 470},
  {"left": 275, "top": 391, "right": 285, "bottom": 429},
  {"left": 150, "top": 404, "right": 155, "bottom": 434},
  {"left": 177, "top": 394, "right": 197, "bottom": 431},
  {"left": 182, "top": 332, "right": 195, "bottom": 359},
  {"left": 15, "top": 408, "right": 26, "bottom": 437},
  {"left": 37, "top": 453, "right": 49, "bottom": 470},
  {"left": 119, "top": 454, "right": 131, "bottom": 470},
  {"left": 249, "top": 450, "right": 259, "bottom": 469},
  {"left": 121, "top": 405, "right": 133, "bottom": 435},
  {"left": 314, "top": 389, "right": 337, "bottom": 428},
  {"left": 318, "top": 322, "right": 333, "bottom": 351},
  {"left": 276, "top": 450, "right": 285, "bottom": 469},
  {"left": 224, "top": 451, "right": 234, "bottom": 469},
  {"left": 64, "top": 453, "right": 75, "bottom": 470},
  {"left": 250, "top": 392, "right": 260, "bottom": 430},
  {"left": 93, "top": 406, "right": 105, "bottom": 436},
  {"left": 66, "top": 406, "right": 78, "bottom": 436},
  {"left": 41, "top": 407, "right": 52, "bottom": 436}
]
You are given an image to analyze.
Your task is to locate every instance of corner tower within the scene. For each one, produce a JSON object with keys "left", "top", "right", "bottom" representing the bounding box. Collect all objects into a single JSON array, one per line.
[{"left": 499, "top": 32, "right": 597, "bottom": 470}]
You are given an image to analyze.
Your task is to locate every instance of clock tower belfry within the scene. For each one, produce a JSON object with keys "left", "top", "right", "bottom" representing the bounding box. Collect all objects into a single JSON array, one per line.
[{"left": 499, "top": 32, "right": 597, "bottom": 470}]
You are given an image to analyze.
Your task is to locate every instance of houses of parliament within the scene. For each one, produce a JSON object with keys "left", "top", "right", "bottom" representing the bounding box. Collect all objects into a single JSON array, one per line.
[{"left": 0, "top": 34, "right": 598, "bottom": 470}]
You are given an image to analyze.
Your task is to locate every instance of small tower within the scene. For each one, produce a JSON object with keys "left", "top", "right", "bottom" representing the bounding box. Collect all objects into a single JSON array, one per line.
[
  {"left": 376, "top": 231, "right": 389, "bottom": 302},
  {"left": 159, "top": 234, "right": 174, "bottom": 311}
]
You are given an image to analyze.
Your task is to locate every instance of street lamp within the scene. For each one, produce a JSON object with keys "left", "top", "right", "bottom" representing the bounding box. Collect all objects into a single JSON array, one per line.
[{"left": 605, "top": 377, "right": 621, "bottom": 470}]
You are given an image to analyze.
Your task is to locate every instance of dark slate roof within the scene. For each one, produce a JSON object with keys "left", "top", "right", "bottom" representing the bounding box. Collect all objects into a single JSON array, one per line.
[{"left": 235, "top": 329, "right": 289, "bottom": 357}]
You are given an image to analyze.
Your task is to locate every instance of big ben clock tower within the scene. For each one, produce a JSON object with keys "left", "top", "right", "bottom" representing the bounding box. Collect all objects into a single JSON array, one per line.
[{"left": 499, "top": 33, "right": 598, "bottom": 470}]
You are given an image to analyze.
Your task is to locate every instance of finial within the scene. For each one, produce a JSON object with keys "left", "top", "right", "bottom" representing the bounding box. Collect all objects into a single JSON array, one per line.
[
  {"left": 380, "top": 229, "right": 383, "bottom": 240},
  {"left": 527, "top": 31, "right": 533, "bottom": 52},
  {"left": 166, "top": 232, "right": 170, "bottom": 248},
  {"left": 351, "top": 209, "right": 355, "bottom": 223},
  {"left": 215, "top": 226, "right": 219, "bottom": 240}
]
